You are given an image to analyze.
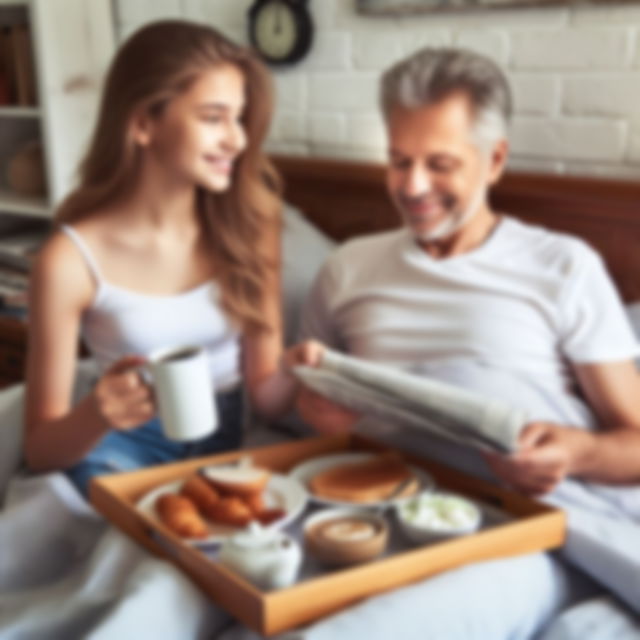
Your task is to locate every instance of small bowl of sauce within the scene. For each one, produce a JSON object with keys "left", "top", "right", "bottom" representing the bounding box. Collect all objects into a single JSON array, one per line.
[{"left": 303, "top": 508, "right": 389, "bottom": 566}]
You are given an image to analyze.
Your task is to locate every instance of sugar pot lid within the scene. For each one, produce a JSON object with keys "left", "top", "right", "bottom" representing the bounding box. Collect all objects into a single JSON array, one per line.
[{"left": 227, "top": 521, "right": 287, "bottom": 550}]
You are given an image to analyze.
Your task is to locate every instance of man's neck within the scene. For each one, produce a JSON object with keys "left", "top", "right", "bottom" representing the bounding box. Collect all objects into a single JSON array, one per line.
[{"left": 417, "top": 209, "right": 500, "bottom": 259}]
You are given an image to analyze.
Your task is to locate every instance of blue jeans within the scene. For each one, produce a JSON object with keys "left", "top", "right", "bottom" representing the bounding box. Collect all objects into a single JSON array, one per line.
[{"left": 65, "top": 387, "right": 244, "bottom": 497}]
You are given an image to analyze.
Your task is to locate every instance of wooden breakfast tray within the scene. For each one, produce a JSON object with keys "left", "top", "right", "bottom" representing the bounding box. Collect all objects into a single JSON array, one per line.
[{"left": 90, "top": 433, "right": 566, "bottom": 636}]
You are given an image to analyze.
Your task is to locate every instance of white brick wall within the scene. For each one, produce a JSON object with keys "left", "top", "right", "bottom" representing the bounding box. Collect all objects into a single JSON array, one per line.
[
  {"left": 511, "top": 29, "right": 634, "bottom": 70},
  {"left": 114, "top": 0, "right": 640, "bottom": 177}
]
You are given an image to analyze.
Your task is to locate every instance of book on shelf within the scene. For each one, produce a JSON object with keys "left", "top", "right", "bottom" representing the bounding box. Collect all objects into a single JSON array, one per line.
[
  {"left": 0, "top": 264, "right": 28, "bottom": 316},
  {"left": 0, "top": 26, "right": 12, "bottom": 105},
  {"left": 0, "top": 23, "right": 37, "bottom": 107},
  {"left": 0, "top": 229, "right": 46, "bottom": 271}
]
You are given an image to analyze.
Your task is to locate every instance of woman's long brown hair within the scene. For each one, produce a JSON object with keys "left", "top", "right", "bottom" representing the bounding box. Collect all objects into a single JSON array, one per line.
[{"left": 56, "top": 21, "right": 281, "bottom": 332}]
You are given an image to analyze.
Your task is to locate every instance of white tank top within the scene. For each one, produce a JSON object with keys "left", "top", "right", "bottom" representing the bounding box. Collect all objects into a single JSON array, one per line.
[{"left": 61, "top": 225, "right": 241, "bottom": 391}]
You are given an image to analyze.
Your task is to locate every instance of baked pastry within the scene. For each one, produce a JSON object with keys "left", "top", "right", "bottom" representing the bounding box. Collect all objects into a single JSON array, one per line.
[
  {"left": 180, "top": 473, "right": 220, "bottom": 519},
  {"left": 207, "top": 496, "right": 254, "bottom": 527},
  {"left": 243, "top": 491, "right": 265, "bottom": 516},
  {"left": 310, "top": 454, "right": 418, "bottom": 504},
  {"left": 156, "top": 494, "right": 208, "bottom": 539},
  {"left": 202, "top": 466, "right": 270, "bottom": 497},
  {"left": 256, "top": 508, "right": 286, "bottom": 526}
]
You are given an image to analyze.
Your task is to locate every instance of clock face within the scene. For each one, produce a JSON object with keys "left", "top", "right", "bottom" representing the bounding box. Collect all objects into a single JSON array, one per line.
[
  {"left": 254, "top": 2, "right": 298, "bottom": 61},
  {"left": 249, "top": 0, "right": 313, "bottom": 65}
]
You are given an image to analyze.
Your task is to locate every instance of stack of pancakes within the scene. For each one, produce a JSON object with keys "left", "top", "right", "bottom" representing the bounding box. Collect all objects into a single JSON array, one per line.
[{"left": 310, "top": 454, "right": 418, "bottom": 504}]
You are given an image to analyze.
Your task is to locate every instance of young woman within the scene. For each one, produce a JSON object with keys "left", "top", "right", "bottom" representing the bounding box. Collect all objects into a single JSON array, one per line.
[{"left": 23, "top": 21, "right": 296, "bottom": 495}]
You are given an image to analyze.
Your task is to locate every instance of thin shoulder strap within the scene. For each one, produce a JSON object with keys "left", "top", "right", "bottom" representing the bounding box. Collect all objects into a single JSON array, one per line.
[{"left": 60, "top": 224, "right": 103, "bottom": 285}]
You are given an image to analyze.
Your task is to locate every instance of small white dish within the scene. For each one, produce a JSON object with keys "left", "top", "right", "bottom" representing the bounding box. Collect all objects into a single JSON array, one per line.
[
  {"left": 290, "top": 452, "right": 435, "bottom": 508},
  {"left": 219, "top": 522, "right": 302, "bottom": 590},
  {"left": 395, "top": 491, "right": 482, "bottom": 544}
]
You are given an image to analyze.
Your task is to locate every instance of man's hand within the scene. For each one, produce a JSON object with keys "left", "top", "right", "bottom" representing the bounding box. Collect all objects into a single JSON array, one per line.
[
  {"left": 483, "top": 422, "right": 594, "bottom": 496},
  {"left": 296, "top": 387, "right": 361, "bottom": 434},
  {"left": 284, "top": 340, "right": 361, "bottom": 433},
  {"left": 281, "top": 339, "right": 326, "bottom": 370}
]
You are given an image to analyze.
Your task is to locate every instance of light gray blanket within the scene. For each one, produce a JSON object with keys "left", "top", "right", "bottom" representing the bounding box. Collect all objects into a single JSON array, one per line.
[
  {"left": 0, "top": 473, "right": 232, "bottom": 640},
  {"left": 1, "top": 382, "right": 638, "bottom": 639}
]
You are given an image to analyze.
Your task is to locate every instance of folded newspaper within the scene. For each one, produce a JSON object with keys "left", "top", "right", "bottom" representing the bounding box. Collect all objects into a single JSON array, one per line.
[{"left": 293, "top": 350, "right": 529, "bottom": 453}]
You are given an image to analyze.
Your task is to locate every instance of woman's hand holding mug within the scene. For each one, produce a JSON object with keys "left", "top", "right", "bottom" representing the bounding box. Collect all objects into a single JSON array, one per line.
[
  {"left": 93, "top": 355, "right": 155, "bottom": 431},
  {"left": 92, "top": 346, "right": 218, "bottom": 441}
]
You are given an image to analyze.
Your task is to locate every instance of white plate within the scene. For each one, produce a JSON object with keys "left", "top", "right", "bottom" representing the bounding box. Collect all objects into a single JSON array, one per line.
[
  {"left": 290, "top": 452, "right": 435, "bottom": 508},
  {"left": 137, "top": 472, "right": 308, "bottom": 546}
]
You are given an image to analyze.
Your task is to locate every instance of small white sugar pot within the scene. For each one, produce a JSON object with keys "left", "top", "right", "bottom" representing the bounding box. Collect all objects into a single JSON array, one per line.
[{"left": 219, "top": 522, "right": 302, "bottom": 590}]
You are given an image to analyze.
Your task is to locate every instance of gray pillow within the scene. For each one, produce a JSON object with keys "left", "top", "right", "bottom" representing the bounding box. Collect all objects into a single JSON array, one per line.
[
  {"left": 267, "top": 205, "right": 335, "bottom": 438},
  {"left": 626, "top": 302, "right": 640, "bottom": 368},
  {"left": 627, "top": 302, "right": 640, "bottom": 338},
  {"left": 281, "top": 204, "right": 335, "bottom": 346}
]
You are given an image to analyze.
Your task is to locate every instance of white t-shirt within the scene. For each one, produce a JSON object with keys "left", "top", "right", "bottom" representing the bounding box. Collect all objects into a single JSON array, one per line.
[{"left": 301, "top": 216, "right": 640, "bottom": 432}]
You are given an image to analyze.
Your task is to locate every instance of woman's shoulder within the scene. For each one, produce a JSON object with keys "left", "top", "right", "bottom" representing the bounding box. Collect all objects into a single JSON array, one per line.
[
  {"left": 37, "top": 228, "right": 82, "bottom": 272},
  {"left": 31, "top": 228, "right": 96, "bottom": 307}
]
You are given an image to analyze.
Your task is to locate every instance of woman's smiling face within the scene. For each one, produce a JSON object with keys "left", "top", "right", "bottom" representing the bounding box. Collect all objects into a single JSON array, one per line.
[{"left": 144, "top": 63, "right": 248, "bottom": 193}]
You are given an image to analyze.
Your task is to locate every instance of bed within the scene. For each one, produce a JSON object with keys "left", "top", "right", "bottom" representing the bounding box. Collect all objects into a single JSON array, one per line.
[{"left": 0, "top": 155, "right": 639, "bottom": 639}]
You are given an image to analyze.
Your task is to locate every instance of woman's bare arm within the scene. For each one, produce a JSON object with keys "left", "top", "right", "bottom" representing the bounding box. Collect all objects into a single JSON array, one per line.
[{"left": 24, "top": 234, "right": 109, "bottom": 471}]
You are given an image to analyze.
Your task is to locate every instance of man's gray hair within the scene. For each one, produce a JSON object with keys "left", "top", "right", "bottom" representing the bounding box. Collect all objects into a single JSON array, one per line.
[{"left": 380, "top": 47, "right": 513, "bottom": 150}]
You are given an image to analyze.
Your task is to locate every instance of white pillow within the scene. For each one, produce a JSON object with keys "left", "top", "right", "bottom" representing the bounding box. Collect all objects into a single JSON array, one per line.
[{"left": 281, "top": 204, "right": 335, "bottom": 346}]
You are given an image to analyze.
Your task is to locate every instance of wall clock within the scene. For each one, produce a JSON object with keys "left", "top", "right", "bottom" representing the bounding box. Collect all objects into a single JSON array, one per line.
[{"left": 248, "top": 0, "right": 314, "bottom": 66}]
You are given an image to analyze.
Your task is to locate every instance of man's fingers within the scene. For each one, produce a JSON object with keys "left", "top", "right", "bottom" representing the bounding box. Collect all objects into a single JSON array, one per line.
[
  {"left": 299, "top": 387, "right": 330, "bottom": 408},
  {"left": 301, "top": 340, "right": 325, "bottom": 366},
  {"left": 284, "top": 340, "right": 326, "bottom": 368},
  {"left": 301, "top": 388, "right": 357, "bottom": 418},
  {"left": 518, "top": 422, "right": 551, "bottom": 450}
]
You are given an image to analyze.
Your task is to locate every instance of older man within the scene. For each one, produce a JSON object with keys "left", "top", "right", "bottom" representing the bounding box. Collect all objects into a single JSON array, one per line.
[{"left": 288, "top": 47, "right": 640, "bottom": 639}]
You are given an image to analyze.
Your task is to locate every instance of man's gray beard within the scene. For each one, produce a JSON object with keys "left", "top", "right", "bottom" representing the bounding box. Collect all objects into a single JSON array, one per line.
[{"left": 413, "top": 181, "right": 487, "bottom": 244}]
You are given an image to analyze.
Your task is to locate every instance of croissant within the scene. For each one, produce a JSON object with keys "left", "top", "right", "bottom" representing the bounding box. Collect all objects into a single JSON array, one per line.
[
  {"left": 243, "top": 491, "right": 265, "bottom": 516},
  {"left": 156, "top": 493, "right": 208, "bottom": 539},
  {"left": 256, "top": 508, "right": 286, "bottom": 526},
  {"left": 180, "top": 473, "right": 220, "bottom": 519},
  {"left": 207, "top": 496, "right": 253, "bottom": 527}
]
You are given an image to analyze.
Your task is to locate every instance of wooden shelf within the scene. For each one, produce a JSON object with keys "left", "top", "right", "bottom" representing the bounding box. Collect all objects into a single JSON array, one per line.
[
  {"left": 0, "top": 188, "right": 50, "bottom": 217},
  {"left": 0, "top": 105, "right": 40, "bottom": 118}
]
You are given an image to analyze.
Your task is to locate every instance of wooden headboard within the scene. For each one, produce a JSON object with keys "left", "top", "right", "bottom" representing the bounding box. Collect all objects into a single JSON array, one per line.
[{"left": 272, "top": 155, "right": 640, "bottom": 303}]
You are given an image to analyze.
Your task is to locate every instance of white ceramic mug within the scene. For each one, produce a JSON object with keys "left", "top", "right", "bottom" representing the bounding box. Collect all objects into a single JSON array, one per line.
[{"left": 145, "top": 345, "right": 217, "bottom": 441}]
